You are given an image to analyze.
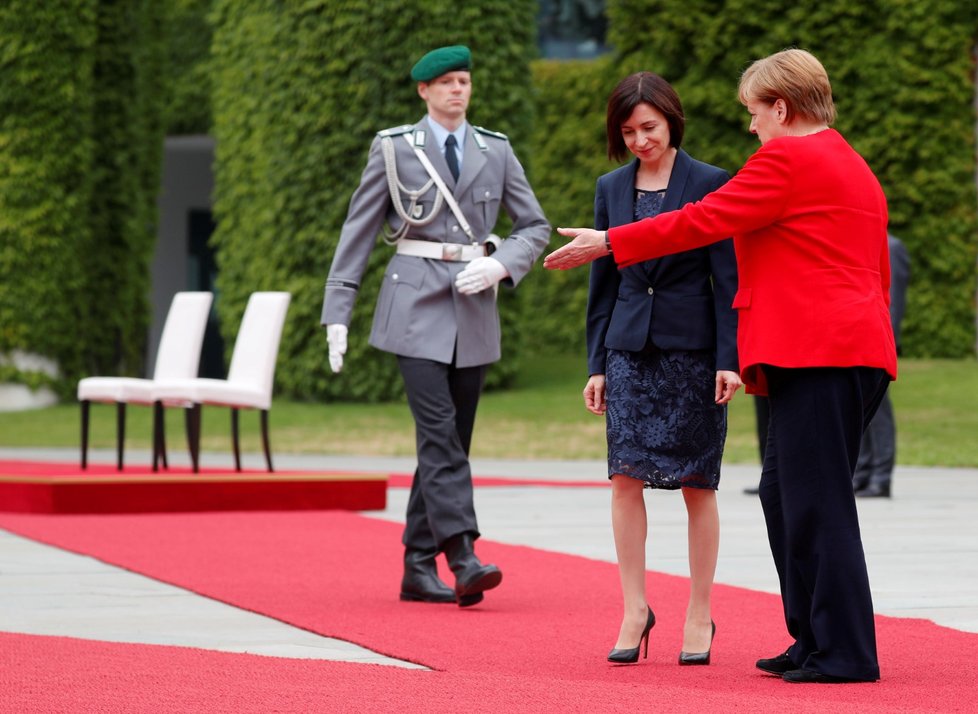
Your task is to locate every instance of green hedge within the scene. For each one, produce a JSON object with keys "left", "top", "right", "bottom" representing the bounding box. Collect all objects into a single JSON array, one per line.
[
  {"left": 0, "top": 2, "right": 96, "bottom": 392},
  {"left": 164, "top": 0, "right": 214, "bottom": 136},
  {"left": 0, "top": 1, "right": 168, "bottom": 396},
  {"left": 209, "top": 0, "right": 541, "bottom": 402},
  {"left": 80, "top": 0, "right": 168, "bottom": 380}
]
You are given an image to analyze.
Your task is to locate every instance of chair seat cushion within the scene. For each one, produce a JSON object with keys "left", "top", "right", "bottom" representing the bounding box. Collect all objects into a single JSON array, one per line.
[
  {"left": 153, "top": 378, "right": 269, "bottom": 410},
  {"left": 77, "top": 377, "right": 155, "bottom": 404}
]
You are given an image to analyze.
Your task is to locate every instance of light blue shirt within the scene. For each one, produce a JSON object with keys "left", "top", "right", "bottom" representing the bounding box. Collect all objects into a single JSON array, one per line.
[{"left": 426, "top": 116, "right": 465, "bottom": 175}]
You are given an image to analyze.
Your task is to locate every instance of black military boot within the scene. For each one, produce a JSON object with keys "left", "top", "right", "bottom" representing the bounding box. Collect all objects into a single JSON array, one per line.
[
  {"left": 442, "top": 533, "right": 502, "bottom": 606},
  {"left": 399, "top": 548, "right": 455, "bottom": 603}
]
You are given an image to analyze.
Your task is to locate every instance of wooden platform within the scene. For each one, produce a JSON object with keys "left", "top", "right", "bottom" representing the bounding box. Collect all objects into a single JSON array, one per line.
[{"left": 0, "top": 461, "right": 387, "bottom": 514}]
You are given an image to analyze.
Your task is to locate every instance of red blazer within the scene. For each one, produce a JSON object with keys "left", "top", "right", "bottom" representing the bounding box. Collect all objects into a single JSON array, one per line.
[{"left": 609, "top": 129, "right": 897, "bottom": 395}]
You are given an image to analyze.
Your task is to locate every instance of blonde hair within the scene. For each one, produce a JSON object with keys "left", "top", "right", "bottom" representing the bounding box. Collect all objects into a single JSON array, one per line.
[{"left": 738, "top": 48, "right": 836, "bottom": 125}]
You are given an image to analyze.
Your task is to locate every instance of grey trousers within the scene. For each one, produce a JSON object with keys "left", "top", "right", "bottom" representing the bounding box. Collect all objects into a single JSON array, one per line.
[{"left": 397, "top": 355, "right": 487, "bottom": 553}]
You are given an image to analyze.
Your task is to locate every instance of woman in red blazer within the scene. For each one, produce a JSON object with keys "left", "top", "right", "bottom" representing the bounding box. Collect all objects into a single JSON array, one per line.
[{"left": 546, "top": 49, "right": 897, "bottom": 684}]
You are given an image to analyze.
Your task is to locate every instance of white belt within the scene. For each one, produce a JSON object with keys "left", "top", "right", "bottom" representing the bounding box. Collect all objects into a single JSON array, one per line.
[{"left": 396, "top": 238, "right": 486, "bottom": 262}]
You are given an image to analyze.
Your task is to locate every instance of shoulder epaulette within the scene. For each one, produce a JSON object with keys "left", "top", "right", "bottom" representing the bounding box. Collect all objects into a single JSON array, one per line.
[
  {"left": 473, "top": 125, "right": 508, "bottom": 141},
  {"left": 377, "top": 124, "right": 413, "bottom": 138}
]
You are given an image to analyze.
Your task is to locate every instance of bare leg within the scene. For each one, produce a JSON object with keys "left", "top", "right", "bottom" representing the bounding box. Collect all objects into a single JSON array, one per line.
[
  {"left": 611, "top": 474, "right": 651, "bottom": 648},
  {"left": 681, "top": 486, "right": 719, "bottom": 653}
]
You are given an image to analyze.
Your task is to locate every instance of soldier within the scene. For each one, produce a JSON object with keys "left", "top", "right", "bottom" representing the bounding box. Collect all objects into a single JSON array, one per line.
[{"left": 321, "top": 45, "right": 550, "bottom": 607}]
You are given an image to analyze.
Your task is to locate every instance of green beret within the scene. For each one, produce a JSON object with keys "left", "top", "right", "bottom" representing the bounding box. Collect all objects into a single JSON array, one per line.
[{"left": 410, "top": 45, "right": 471, "bottom": 82}]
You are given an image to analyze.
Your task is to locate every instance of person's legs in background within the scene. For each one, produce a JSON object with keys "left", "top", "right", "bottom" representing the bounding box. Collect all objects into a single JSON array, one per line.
[
  {"left": 744, "top": 395, "right": 770, "bottom": 495},
  {"left": 854, "top": 391, "right": 895, "bottom": 498}
]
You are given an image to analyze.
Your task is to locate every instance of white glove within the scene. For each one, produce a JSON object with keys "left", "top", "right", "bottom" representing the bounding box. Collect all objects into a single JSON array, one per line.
[
  {"left": 455, "top": 257, "right": 509, "bottom": 295},
  {"left": 325, "top": 324, "right": 348, "bottom": 373}
]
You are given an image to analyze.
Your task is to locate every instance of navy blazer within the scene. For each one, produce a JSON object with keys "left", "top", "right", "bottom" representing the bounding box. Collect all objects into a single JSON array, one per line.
[{"left": 586, "top": 150, "right": 739, "bottom": 375}]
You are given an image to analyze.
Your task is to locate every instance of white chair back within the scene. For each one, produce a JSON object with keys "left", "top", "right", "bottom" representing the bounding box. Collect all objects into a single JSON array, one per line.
[
  {"left": 225, "top": 292, "right": 291, "bottom": 399},
  {"left": 152, "top": 292, "right": 214, "bottom": 380}
]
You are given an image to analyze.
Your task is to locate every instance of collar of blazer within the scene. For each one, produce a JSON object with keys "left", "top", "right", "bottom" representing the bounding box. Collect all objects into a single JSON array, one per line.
[
  {"left": 416, "top": 117, "right": 488, "bottom": 197},
  {"left": 608, "top": 149, "right": 695, "bottom": 275},
  {"left": 608, "top": 149, "right": 693, "bottom": 227}
]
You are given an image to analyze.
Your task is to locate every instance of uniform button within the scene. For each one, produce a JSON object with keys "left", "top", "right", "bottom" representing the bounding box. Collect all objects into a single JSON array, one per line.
[
  {"left": 647, "top": 287, "right": 654, "bottom": 295},
  {"left": 392, "top": 273, "right": 399, "bottom": 280},
  {"left": 484, "top": 191, "right": 491, "bottom": 198},
  {"left": 452, "top": 225, "right": 459, "bottom": 232}
]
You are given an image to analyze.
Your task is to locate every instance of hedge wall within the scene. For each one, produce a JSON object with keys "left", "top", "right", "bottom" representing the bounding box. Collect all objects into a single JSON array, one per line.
[
  {"left": 165, "top": 0, "right": 213, "bottom": 136},
  {"left": 80, "top": 0, "right": 168, "bottom": 380},
  {"left": 0, "top": 2, "right": 95, "bottom": 392},
  {"left": 521, "top": 0, "right": 978, "bottom": 360},
  {"left": 209, "top": 0, "right": 541, "bottom": 402},
  {"left": 0, "top": 1, "right": 168, "bottom": 396}
]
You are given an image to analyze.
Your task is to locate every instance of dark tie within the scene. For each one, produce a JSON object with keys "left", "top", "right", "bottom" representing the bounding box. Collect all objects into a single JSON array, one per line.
[{"left": 445, "top": 134, "right": 460, "bottom": 181}]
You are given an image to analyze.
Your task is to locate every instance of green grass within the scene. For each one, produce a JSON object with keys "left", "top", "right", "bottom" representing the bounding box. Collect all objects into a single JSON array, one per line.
[{"left": 1, "top": 356, "right": 976, "bottom": 467}]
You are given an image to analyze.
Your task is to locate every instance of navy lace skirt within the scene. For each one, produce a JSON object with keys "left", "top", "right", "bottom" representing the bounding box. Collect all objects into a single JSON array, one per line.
[{"left": 606, "top": 346, "right": 726, "bottom": 490}]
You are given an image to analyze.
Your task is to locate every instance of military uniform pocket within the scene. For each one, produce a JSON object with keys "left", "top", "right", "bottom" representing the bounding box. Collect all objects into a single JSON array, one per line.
[
  {"left": 375, "top": 260, "right": 426, "bottom": 335},
  {"left": 473, "top": 184, "right": 500, "bottom": 227}
]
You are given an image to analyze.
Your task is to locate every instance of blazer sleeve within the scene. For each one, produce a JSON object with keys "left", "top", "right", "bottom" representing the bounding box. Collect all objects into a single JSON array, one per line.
[
  {"left": 704, "top": 170, "right": 739, "bottom": 373},
  {"left": 585, "top": 177, "right": 620, "bottom": 376},
  {"left": 610, "top": 142, "right": 792, "bottom": 267}
]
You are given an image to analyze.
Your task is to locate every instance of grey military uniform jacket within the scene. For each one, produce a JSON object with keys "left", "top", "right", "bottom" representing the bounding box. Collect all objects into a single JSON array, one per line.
[{"left": 321, "top": 116, "right": 550, "bottom": 367}]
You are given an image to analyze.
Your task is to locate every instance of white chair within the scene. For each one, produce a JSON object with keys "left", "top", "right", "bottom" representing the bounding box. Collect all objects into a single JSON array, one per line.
[
  {"left": 152, "top": 291, "right": 291, "bottom": 473},
  {"left": 78, "top": 291, "right": 213, "bottom": 471}
]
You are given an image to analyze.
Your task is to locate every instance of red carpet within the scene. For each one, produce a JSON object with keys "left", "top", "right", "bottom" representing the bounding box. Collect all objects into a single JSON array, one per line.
[
  {"left": 0, "top": 510, "right": 974, "bottom": 712},
  {"left": 0, "top": 460, "right": 386, "bottom": 513}
]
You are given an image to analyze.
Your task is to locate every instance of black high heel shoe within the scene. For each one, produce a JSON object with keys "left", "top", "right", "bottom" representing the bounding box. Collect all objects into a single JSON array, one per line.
[
  {"left": 678, "top": 620, "right": 716, "bottom": 665},
  {"left": 608, "top": 607, "right": 656, "bottom": 664}
]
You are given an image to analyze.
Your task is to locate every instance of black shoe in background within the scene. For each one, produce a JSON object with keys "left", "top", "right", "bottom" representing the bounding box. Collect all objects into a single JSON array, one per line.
[{"left": 855, "top": 483, "right": 891, "bottom": 498}]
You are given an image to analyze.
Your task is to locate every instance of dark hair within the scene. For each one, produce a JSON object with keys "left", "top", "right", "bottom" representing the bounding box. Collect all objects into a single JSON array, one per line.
[{"left": 606, "top": 72, "right": 685, "bottom": 162}]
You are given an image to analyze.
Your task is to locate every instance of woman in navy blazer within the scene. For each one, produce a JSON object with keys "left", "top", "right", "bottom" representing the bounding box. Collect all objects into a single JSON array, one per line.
[{"left": 584, "top": 72, "right": 741, "bottom": 666}]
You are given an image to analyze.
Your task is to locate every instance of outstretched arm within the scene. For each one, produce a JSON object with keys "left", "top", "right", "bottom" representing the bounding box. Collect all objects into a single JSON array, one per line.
[{"left": 543, "top": 227, "right": 609, "bottom": 270}]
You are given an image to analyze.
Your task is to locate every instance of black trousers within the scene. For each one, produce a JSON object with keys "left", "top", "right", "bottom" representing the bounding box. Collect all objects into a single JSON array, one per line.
[
  {"left": 397, "top": 355, "right": 487, "bottom": 553},
  {"left": 759, "top": 365, "right": 889, "bottom": 681}
]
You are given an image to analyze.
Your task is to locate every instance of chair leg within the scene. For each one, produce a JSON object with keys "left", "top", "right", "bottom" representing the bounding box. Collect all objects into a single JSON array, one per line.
[
  {"left": 115, "top": 402, "right": 126, "bottom": 471},
  {"left": 260, "top": 409, "right": 273, "bottom": 473},
  {"left": 159, "top": 403, "right": 168, "bottom": 470},
  {"left": 231, "top": 408, "right": 242, "bottom": 472},
  {"left": 185, "top": 404, "right": 202, "bottom": 473},
  {"left": 153, "top": 401, "right": 166, "bottom": 472},
  {"left": 80, "top": 400, "right": 90, "bottom": 470}
]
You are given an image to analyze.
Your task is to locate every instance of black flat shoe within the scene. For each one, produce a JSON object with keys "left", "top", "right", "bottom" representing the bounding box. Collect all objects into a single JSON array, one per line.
[
  {"left": 678, "top": 620, "right": 715, "bottom": 665},
  {"left": 783, "top": 668, "right": 868, "bottom": 684},
  {"left": 608, "top": 607, "right": 656, "bottom": 664},
  {"left": 756, "top": 651, "right": 795, "bottom": 675}
]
